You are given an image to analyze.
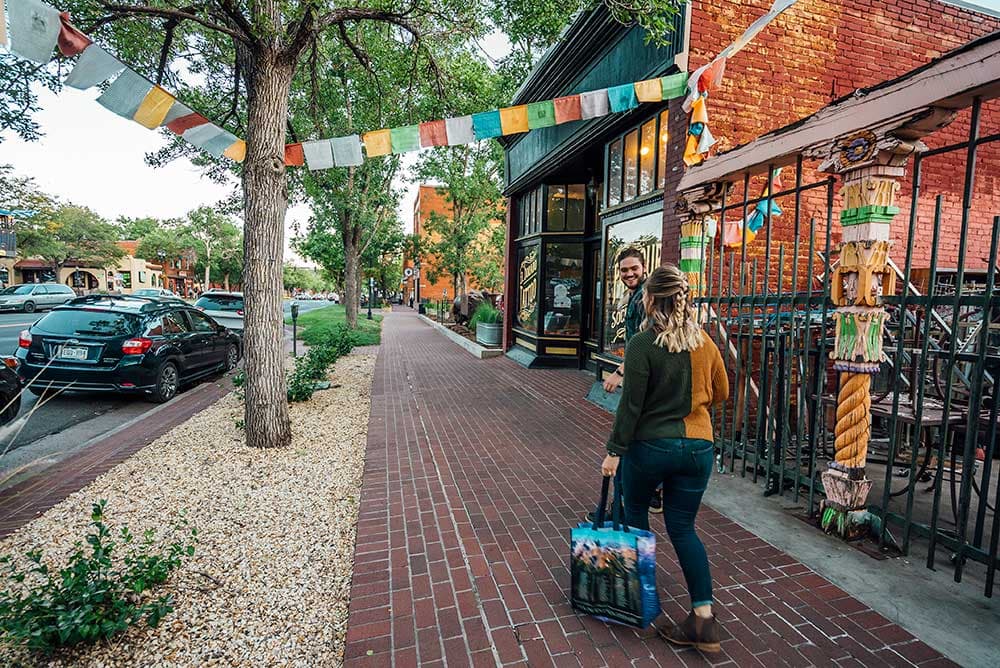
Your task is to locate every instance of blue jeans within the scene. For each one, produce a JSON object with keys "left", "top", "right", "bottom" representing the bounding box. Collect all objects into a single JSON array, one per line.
[{"left": 622, "top": 438, "right": 714, "bottom": 609}]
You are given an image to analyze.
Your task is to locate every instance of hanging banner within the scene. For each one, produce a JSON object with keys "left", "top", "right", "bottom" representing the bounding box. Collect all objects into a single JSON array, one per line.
[{"left": 8, "top": 0, "right": 60, "bottom": 63}]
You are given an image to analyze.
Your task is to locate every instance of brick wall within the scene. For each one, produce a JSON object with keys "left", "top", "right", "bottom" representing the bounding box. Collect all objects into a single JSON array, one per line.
[{"left": 663, "top": 0, "right": 1000, "bottom": 285}]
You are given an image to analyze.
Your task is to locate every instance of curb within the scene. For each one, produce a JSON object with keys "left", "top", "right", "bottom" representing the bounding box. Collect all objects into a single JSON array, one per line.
[{"left": 417, "top": 314, "right": 503, "bottom": 359}]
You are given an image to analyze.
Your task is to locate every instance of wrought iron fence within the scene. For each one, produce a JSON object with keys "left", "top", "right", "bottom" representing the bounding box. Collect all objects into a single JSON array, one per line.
[{"left": 694, "top": 97, "right": 1000, "bottom": 597}]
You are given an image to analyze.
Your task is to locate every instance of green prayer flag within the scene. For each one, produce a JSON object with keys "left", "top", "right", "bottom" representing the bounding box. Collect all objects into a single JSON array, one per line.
[
  {"left": 390, "top": 125, "right": 421, "bottom": 154},
  {"left": 661, "top": 72, "right": 688, "bottom": 100},
  {"left": 527, "top": 100, "right": 556, "bottom": 129}
]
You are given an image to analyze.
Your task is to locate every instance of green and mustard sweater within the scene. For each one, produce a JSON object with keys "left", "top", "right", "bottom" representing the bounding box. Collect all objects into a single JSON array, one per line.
[{"left": 607, "top": 329, "right": 730, "bottom": 456}]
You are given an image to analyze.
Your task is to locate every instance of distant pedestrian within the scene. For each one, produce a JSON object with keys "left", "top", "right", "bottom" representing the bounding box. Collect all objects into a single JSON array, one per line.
[
  {"left": 409, "top": 295, "right": 415, "bottom": 309},
  {"left": 600, "top": 264, "right": 729, "bottom": 652}
]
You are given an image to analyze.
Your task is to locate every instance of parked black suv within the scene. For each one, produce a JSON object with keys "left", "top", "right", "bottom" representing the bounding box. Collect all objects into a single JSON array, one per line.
[{"left": 15, "top": 295, "right": 242, "bottom": 403}]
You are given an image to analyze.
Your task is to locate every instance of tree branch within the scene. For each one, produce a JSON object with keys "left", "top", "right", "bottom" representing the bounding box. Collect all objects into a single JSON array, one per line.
[
  {"left": 155, "top": 18, "right": 179, "bottom": 85},
  {"left": 99, "top": 2, "right": 248, "bottom": 42}
]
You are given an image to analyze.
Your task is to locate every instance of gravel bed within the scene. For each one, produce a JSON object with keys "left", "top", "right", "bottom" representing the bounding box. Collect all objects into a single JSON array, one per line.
[{"left": 0, "top": 353, "right": 376, "bottom": 667}]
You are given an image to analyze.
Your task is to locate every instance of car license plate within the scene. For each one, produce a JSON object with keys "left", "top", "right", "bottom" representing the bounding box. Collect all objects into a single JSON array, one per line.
[{"left": 59, "top": 346, "right": 88, "bottom": 361}]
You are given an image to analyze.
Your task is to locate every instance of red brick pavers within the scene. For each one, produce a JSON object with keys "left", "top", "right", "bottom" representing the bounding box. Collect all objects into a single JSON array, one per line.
[
  {"left": 345, "top": 311, "right": 954, "bottom": 667},
  {"left": 0, "top": 378, "right": 231, "bottom": 538}
]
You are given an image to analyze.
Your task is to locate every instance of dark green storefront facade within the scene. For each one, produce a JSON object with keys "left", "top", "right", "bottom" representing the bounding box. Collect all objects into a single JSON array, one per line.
[{"left": 500, "top": 6, "right": 688, "bottom": 375}]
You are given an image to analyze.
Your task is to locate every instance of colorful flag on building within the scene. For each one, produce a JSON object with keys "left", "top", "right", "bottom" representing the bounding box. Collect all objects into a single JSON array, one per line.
[
  {"left": 419, "top": 120, "right": 448, "bottom": 147},
  {"left": 64, "top": 44, "right": 124, "bottom": 89},
  {"left": 660, "top": 72, "right": 687, "bottom": 100},
  {"left": 223, "top": 140, "right": 246, "bottom": 162},
  {"left": 634, "top": 79, "right": 663, "bottom": 103},
  {"left": 499, "top": 105, "right": 529, "bottom": 135},
  {"left": 527, "top": 100, "right": 557, "bottom": 129},
  {"left": 553, "top": 95, "right": 582, "bottom": 124},
  {"left": 202, "top": 130, "right": 239, "bottom": 158},
  {"left": 390, "top": 125, "right": 421, "bottom": 154},
  {"left": 56, "top": 11, "right": 90, "bottom": 56},
  {"left": 472, "top": 111, "right": 502, "bottom": 140},
  {"left": 182, "top": 123, "right": 226, "bottom": 151},
  {"left": 607, "top": 83, "right": 639, "bottom": 113},
  {"left": 166, "top": 110, "right": 209, "bottom": 135},
  {"left": 445, "top": 116, "right": 474, "bottom": 145},
  {"left": 8, "top": 0, "right": 61, "bottom": 63},
  {"left": 580, "top": 90, "right": 610, "bottom": 119},
  {"left": 284, "top": 143, "right": 305, "bottom": 167},
  {"left": 363, "top": 129, "right": 392, "bottom": 157},
  {"left": 133, "top": 86, "right": 175, "bottom": 129}
]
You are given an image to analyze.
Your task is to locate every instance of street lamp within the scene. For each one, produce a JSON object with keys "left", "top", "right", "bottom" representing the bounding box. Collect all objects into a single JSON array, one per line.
[{"left": 367, "top": 277, "right": 374, "bottom": 320}]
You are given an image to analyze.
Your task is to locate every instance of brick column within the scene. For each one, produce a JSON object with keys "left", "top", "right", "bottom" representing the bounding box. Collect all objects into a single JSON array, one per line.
[
  {"left": 661, "top": 97, "right": 693, "bottom": 267},
  {"left": 817, "top": 131, "right": 921, "bottom": 539}
]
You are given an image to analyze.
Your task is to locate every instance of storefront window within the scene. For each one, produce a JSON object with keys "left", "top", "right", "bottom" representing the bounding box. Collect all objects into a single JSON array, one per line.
[
  {"left": 607, "top": 138, "right": 623, "bottom": 207},
  {"left": 120, "top": 271, "right": 132, "bottom": 289},
  {"left": 543, "top": 244, "right": 583, "bottom": 336},
  {"left": 516, "top": 245, "right": 539, "bottom": 331},
  {"left": 603, "top": 212, "right": 662, "bottom": 357},
  {"left": 566, "top": 185, "right": 585, "bottom": 231},
  {"left": 623, "top": 130, "right": 639, "bottom": 201},
  {"left": 639, "top": 120, "right": 656, "bottom": 195},
  {"left": 657, "top": 110, "right": 669, "bottom": 190},
  {"left": 588, "top": 246, "right": 600, "bottom": 341},
  {"left": 547, "top": 186, "right": 566, "bottom": 232}
]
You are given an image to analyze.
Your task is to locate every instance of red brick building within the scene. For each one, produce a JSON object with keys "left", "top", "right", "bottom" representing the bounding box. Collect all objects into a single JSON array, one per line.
[{"left": 500, "top": 1, "right": 998, "bottom": 369}]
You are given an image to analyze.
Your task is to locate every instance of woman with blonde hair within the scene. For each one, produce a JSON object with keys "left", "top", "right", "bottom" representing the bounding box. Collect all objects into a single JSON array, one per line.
[{"left": 600, "top": 264, "right": 729, "bottom": 652}]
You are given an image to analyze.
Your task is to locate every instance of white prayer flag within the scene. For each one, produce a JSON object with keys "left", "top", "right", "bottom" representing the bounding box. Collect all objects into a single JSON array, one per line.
[
  {"left": 302, "top": 139, "right": 335, "bottom": 171},
  {"left": 444, "top": 116, "right": 474, "bottom": 146},
  {"left": 65, "top": 44, "right": 125, "bottom": 90},
  {"left": 331, "top": 135, "right": 363, "bottom": 167},
  {"left": 8, "top": 0, "right": 60, "bottom": 63},
  {"left": 579, "top": 90, "right": 610, "bottom": 119}
]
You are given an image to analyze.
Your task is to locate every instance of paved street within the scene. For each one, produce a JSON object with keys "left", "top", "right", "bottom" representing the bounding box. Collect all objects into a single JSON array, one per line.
[{"left": 0, "top": 299, "right": 333, "bottom": 487}]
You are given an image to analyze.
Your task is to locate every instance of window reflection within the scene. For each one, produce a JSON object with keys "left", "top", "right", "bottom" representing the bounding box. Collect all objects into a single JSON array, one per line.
[
  {"left": 623, "top": 130, "right": 639, "bottom": 201},
  {"left": 603, "top": 213, "right": 662, "bottom": 357},
  {"left": 566, "top": 185, "right": 585, "bottom": 232},
  {"left": 657, "top": 110, "right": 669, "bottom": 190},
  {"left": 639, "top": 120, "right": 656, "bottom": 195},
  {"left": 543, "top": 243, "right": 583, "bottom": 336},
  {"left": 607, "top": 138, "right": 623, "bottom": 207},
  {"left": 547, "top": 185, "right": 566, "bottom": 232}
]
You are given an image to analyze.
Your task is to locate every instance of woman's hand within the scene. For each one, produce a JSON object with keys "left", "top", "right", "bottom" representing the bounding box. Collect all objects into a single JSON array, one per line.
[{"left": 602, "top": 455, "right": 620, "bottom": 477}]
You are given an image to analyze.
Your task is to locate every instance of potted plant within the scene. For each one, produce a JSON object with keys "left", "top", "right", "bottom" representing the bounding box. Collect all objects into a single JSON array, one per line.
[{"left": 470, "top": 301, "right": 503, "bottom": 347}]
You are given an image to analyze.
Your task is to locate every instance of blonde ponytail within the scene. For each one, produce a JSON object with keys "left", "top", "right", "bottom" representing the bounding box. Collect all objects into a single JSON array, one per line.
[{"left": 642, "top": 265, "right": 704, "bottom": 352}]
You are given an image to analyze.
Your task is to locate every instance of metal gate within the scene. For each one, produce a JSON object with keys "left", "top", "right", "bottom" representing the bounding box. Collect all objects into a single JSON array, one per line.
[{"left": 694, "top": 97, "right": 1000, "bottom": 597}]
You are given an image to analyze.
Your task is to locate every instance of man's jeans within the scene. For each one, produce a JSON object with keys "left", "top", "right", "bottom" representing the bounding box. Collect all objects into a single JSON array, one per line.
[{"left": 622, "top": 438, "right": 714, "bottom": 608}]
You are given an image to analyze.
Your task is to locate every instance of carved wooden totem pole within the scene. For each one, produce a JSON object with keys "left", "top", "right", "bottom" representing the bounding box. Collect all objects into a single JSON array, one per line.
[{"left": 818, "top": 130, "right": 920, "bottom": 539}]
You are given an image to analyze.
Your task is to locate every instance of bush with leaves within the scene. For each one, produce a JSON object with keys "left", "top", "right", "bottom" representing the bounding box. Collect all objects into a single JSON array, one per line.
[
  {"left": 287, "top": 326, "right": 356, "bottom": 402},
  {"left": 0, "top": 500, "right": 197, "bottom": 655},
  {"left": 468, "top": 301, "right": 502, "bottom": 332}
]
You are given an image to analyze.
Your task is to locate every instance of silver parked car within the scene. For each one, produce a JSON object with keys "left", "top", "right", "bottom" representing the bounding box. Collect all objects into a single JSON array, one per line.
[
  {"left": 0, "top": 283, "right": 76, "bottom": 313},
  {"left": 193, "top": 291, "right": 244, "bottom": 331},
  {"left": 133, "top": 288, "right": 179, "bottom": 298}
]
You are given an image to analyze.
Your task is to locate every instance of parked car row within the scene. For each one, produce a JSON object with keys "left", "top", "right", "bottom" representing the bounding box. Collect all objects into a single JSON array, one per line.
[
  {"left": 0, "top": 283, "right": 76, "bottom": 313},
  {"left": 14, "top": 294, "right": 242, "bottom": 404}
]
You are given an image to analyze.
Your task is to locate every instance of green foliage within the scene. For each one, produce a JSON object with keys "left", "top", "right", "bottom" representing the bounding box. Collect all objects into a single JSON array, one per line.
[
  {"left": 283, "top": 265, "right": 332, "bottom": 293},
  {"left": 0, "top": 500, "right": 196, "bottom": 655},
  {"left": 293, "top": 305, "right": 382, "bottom": 347},
  {"left": 186, "top": 207, "right": 243, "bottom": 288},
  {"left": 0, "top": 56, "right": 61, "bottom": 144},
  {"left": 287, "top": 326, "right": 356, "bottom": 402},
  {"left": 469, "top": 301, "right": 502, "bottom": 331},
  {"left": 17, "top": 204, "right": 126, "bottom": 273}
]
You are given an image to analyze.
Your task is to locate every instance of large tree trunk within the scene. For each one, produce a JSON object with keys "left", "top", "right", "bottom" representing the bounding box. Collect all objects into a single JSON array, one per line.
[
  {"left": 203, "top": 244, "right": 211, "bottom": 292},
  {"left": 342, "top": 218, "right": 361, "bottom": 328},
  {"left": 224, "top": 273, "right": 231, "bottom": 291},
  {"left": 242, "top": 51, "right": 293, "bottom": 449}
]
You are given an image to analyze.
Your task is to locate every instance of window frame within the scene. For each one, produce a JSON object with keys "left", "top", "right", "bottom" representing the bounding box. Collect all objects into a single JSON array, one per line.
[{"left": 603, "top": 109, "right": 670, "bottom": 210}]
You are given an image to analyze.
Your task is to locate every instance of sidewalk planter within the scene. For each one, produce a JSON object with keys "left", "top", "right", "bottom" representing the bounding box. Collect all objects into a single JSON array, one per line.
[{"left": 476, "top": 322, "right": 502, "bottom": 347}]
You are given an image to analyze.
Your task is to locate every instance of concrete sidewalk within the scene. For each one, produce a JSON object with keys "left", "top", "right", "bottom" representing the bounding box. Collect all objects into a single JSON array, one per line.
[{"left": 343, "top": 309, "right": 955, "bottom": 667}]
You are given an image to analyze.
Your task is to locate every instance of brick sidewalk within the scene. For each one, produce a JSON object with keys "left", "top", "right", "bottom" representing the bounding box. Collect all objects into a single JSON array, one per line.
[
  {"left": 344, "top": 311, "right": 954, "bottom": 667},
  {"left": 0, "top": 377, "right": 232, "bottom": 539}
]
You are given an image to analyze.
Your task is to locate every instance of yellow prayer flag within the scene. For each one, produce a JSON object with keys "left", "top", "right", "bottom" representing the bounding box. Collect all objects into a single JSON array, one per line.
[
  {"left": 223, "top": 140, "right": 246, "bottom": 162},
  {"left": 499, "top": 105, "right": 529, "bottom": 135},
  {"left": 363, "top": 129, "right": 392, "bottom": 157},
  {"left": 691, "top": 96, "right": 709, "bottom": 125},
  {"left": 634, "top": 79, "right": 662, "bottom": 103},
  {"left": 683, "top": 134, "right": 703, "bottom": 167},
  {"left": 133, "top": 86, "right": 176, "bottom": 129}
]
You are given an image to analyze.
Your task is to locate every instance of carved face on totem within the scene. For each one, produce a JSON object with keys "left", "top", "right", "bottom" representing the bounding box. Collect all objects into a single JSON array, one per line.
[{"left": 841, "top": 273, "right": 859, "bottom": 304}]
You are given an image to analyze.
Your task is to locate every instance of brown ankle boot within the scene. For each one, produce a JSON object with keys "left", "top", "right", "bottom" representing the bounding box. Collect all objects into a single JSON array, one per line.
[{"left": 661, "top": 611, "right": 721, "bottom": 652}]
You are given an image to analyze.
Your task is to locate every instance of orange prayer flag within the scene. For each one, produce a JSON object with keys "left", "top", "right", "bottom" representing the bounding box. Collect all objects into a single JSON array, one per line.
[
  {"left": 223, "top": 140, "right": 246, "bottom": 162},
  {"left": 363, "top": 129, "right": 392, "bottom": 157},
  {"left": 553, "top": 95, "right": 582, "bottom": 124},
  {"left": 284, "top": 143, "right": 305, "bottom": 166},
  {"left": 166, "top": 113, "right": 209, "bottom": 135},
  {"left": 690, "top": 96, "right": 709, "bottom": 125},
  {"left": 634, "top": 79, "right": 663, "bottom": 103},
  {"left": 499, "top": 105, "right": 529, "bottom": 135},
  {"left": 57, "top": 12, "right": 91, "bottom": 57}
]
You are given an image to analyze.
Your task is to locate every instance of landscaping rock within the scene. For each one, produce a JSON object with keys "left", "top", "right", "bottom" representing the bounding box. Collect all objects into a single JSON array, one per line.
[{"left": 0, "top": 353, "right": 376, "bottom": 667}]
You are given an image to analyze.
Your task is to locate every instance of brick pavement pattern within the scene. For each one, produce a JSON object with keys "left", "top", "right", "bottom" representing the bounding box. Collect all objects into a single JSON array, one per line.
[{"left": 345, "top": 310, "right": 954, "bottom": 667}]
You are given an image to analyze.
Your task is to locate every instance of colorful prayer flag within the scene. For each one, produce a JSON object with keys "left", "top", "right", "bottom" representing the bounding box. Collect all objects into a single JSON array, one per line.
[
  {"left": 284, "top": 143, "right": 305, "bottom": 167},
  {"left": 363, "top": 129, "right": 392, "bottom": 157},
  {"left": 166, "top": 111, "right": 208, "bottom": 135},
  {"left": 302, "top": 139, "right": 335, "bottom": 170},
  {"left": 634, "top": 79, "right": 662, "bottom": 103},
  {"left": 132, "top": 86, "right": 175, "bottom": 129},
  {"left": 202, "top": 130, "right": 239, "bottom": 158},
  {"left": 690, "top": 96, "right": 709, "bottom": 125},
  {"left": 8, "top": 0, "right": 61, "bottom": 63},
  {"left": 700, "top": 59, "right": 726, "bottom": 93},
  {"left": 660, "top": 72, "right": 687, "bottom": 100},
  {"left": 97, "top": 68, "right": 153, "bottom": 119},
  {"left": 579, "top": 90, "right": 610, "bottom": 119},
  {"left": 64, "top": 44, "right": 124, "bottom": 90},
  {"left": 553, "top": 95, "right": 582, "bottom": 124},
  {"left": 0, "top": 0, "right": 8, "bottom": 49},
  {"left": 419, "top": 120, "right": 448, "bottom": 147},
  {"left": 56, "top": 12, "right": 90, "bottom": 56},
  {"left": 390, "top": 125, "right": 420, "bottom": 154},
  {"left": 527, "top": 101, "right": 556, "bottom": 129},
  {"left": 472, "top": 111, "right": 502, "bottom": 140},
  {"left": 331, "top": 135, "right": 363, "bottom": 166},
  {"left": 683, "top": 134, "right": 703, "bottom": 167},
  {"left": 223, "top": 140, "right": 246, "bottom": 162},
  {"left": 697, "top": 125, "right": 717, "bottom": 154},
  {"left": 499, "top": 105, "right": 529, "bottom": 135},
  {"left": 445, "top": 116, "right": 474, "bottom": 145},
  {"left": 182, "top": 123, "right": 225, "bottom": 150},
  {"left": 608, "top": 84, "right": 639, "bottom": 113}
]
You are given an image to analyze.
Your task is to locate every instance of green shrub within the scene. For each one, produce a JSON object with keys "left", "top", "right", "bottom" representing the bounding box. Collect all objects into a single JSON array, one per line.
[
  {"left": 0, "top": 501, "right": 196, "bottom": 655},
  {"left": 468, "top": 301, "right": 502, "bottom": 332},
  {"left": 287, "top": 326, "right": 356, "bottom": 402}
]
